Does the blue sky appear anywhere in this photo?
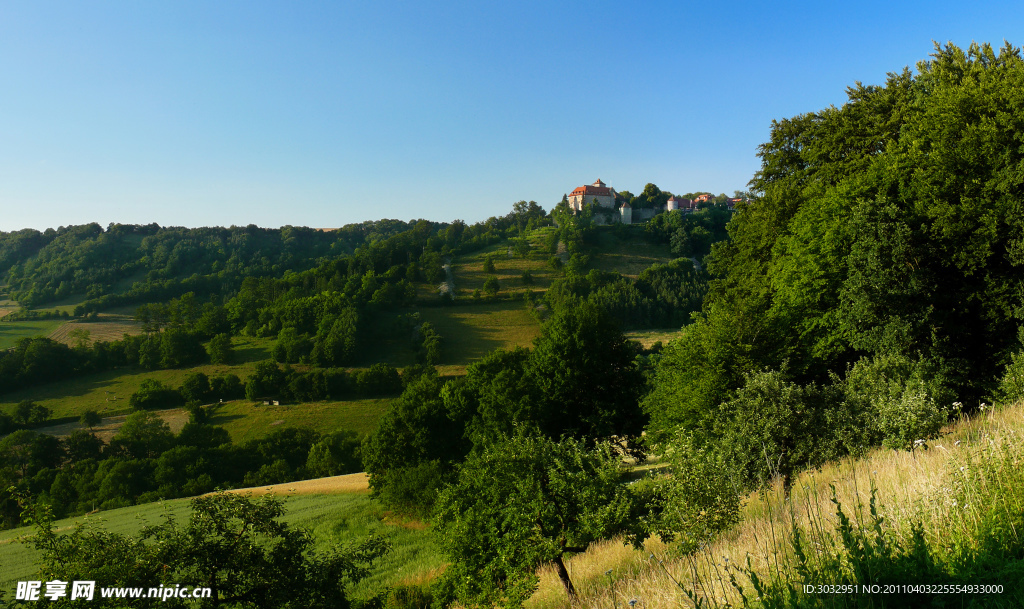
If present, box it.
[1,1,1021,231]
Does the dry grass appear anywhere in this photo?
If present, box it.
[625,328,683,349]
[0,298,18,319]
[35,408,191,442]
[526,403,1024,608]
[222,472,370,497]
[47,313,144,346]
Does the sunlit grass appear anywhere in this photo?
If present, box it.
[527,402,1024,608]
[0,490,442,603]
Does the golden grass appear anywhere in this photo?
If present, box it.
[222,472,370,497]
[526,403,1024,608]
[625,328,683,349]
[47,313,144,346]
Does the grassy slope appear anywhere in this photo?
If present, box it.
[527,403,1024,608]
[0,482,441,602]
[0,319,67,350]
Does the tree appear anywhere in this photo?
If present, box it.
[434,435,631,606]
[206,333,234,364]
[363,374,470,515]
[483,275,500,297]
[306,430,362,477]
[109,410,174,460]
[128,379,182,410]
[25,492,389,608]
[79,409,102,430]
[526,298,645,450]
[179,372,211,405]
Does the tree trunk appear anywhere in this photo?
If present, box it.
[553,554,578,604]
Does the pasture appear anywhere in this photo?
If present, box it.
[0,318,68,350]
[416,300,542,376]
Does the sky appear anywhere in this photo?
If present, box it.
[1,1,1022,232]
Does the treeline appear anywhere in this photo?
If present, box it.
[0,413,364,528]
[544,259,707,329]
[2,203,550,311]
[0,359,414,531]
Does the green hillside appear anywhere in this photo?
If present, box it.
[0,485,442,602]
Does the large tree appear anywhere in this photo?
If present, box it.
[645,42,1024,442]
[433,435,631,607]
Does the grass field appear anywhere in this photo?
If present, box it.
[0,298,19,320]
[0,335,277,421]
[624,327,683,349]
[417,300,542,376]
[207,397,391,444]
[450,241,559,300]
[47,313,144,346]
[0,481,443,602]
[0,318,68,350]
[588,228,675,278]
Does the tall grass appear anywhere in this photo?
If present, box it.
[528,403,1024,608]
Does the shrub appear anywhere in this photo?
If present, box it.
[841,353,950,451]
[128,379,182,410]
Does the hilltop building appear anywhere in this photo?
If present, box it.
[564,180,739,225]
[568,179,617,211]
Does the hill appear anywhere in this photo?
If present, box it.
[0,473,442,602]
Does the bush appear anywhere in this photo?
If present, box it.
[354,363,402,396]
[995,349,1024,405]
[483,275,500,297]
[841,353,950,451]
[656,432,742,552]
[128,379,182,410]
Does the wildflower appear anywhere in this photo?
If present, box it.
[605,569,612,576]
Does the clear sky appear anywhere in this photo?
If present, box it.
[1,1,1021,232]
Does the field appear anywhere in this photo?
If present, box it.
[417,300,542,376]
[47,313,144,346]
[0,335,277,421]
[0,297,18,320]
[0,476,442,602]
[0,319,68,350]
[587,227,675,278]
[207,397,390,443]
[449,238,560,300]
[624,327,683,349]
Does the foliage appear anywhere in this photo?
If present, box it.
[306,430,363,478]
[363,374,470,516]
[206,333,234,364]
[128,379,183,411]
[646,42,1024,452]
[653,432,742,552]
[433,435,632,607]
[839,353,951,451]
[25,492,389,608]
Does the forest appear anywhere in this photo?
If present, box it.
[3,41,1024,608]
